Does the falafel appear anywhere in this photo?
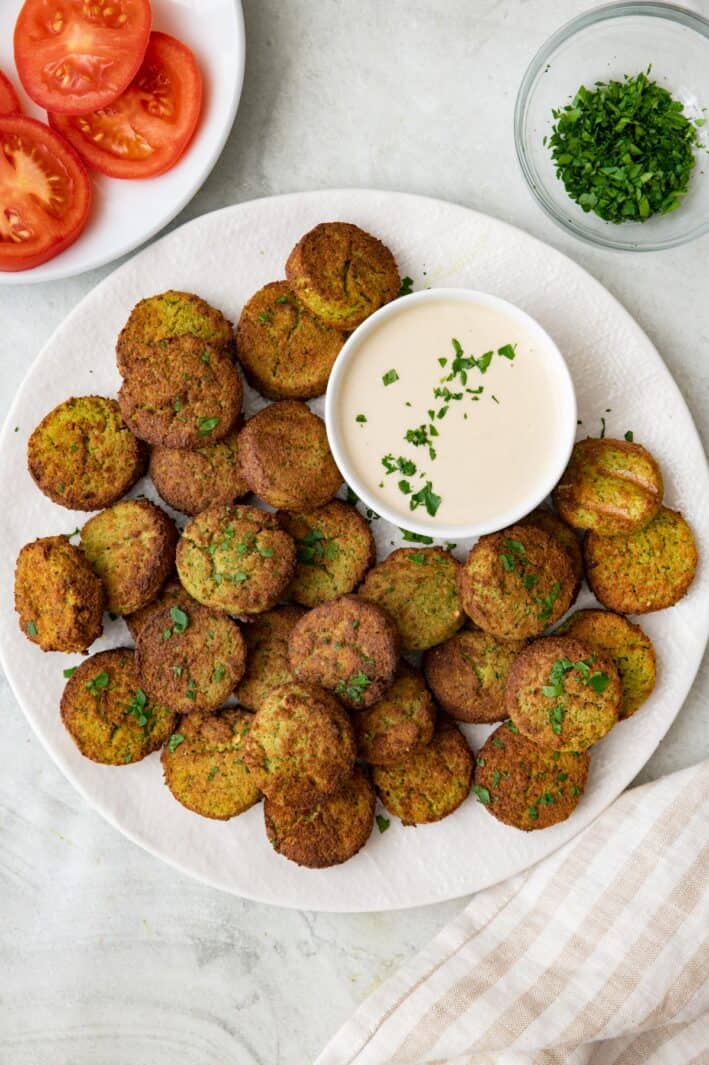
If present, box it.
[552,437,663,536]
[238,401,342,510]
[473,722,589,831]
[372,718,473,826]
[235,605,305,712]
[116,290,234,375]
[505,636,622,751]
[457,525,576,642]
[60,648,176,764]
[161,709,260,819]
[176,503,296,615]
[286,222,400,331]
[118,336,242,449]
[264,766,375,867]
[27,395,147,511]
[288,595,400,709]
[14,535,104,653]
[236,281,345,400]
[278,501,375,607]
[149,426,250,516]
[81,499,177,616]
[354,662,436,766]
[423,625,526,724]
[359,547,464,652]
[519,507,583,595]
[243,681,356,809]
[556,609,656,719]
[584,506,698,614]
[135,600,246,714]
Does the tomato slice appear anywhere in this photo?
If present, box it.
[14,0,152,115]
[49,32,202,180]
[0,114,92,272]
[0,71,22,116]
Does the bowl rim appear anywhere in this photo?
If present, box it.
[324,287,578,540]
[514,0,709,253]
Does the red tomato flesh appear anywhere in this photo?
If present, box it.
[0,71,22,116]
[49,31,202,180]
[14,0,152,115]
[0,114,92,271]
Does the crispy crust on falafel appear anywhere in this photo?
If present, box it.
[354,662,436,766]
[235,605,305,712]
[149,426,249,516]
[423,625,526,724]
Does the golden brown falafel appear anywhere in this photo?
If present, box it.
[161,709,261,820]
[552,437,663,536]
[116,290,234,375]
[238,401,342,510]
[264,766,375,867]
[505,636,621,751]
[354,663,436,766]
[60,648,176,764]
[556,609,656,719]
[118,336,242,449]
[457,525,576,642]
[288,595,400,709]
[235,605,306,712]
[236,281,345,400]
[372,718,473,826]
[14,535,104,653]
[27,395,147,511]
[81,499,177,616]
[473,722,589,830]
[278,501,375,607]
[286,222,400,331]
[423,625,526,724]
[244,681,356,809]
[135,600,246,714]
[584,506,698,614]
[359,547,465,652]
[176,503,297,615]
[149,427,250,516]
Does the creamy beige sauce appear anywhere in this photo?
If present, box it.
[337,298,568,530]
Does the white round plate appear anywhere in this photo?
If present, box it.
[0,190,706,912]
[0,0,244,285]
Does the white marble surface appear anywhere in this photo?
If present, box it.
[1,1,707,1062]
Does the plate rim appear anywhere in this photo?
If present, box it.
[1,187,707,911]
[0,0,245,286]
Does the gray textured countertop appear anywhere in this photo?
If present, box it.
[1,2,707,1062]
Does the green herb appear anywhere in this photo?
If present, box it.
[438,357,447,367]
[198,416,220,435]
[409,481,441,517]
[382,369,399,386]
[401,529,433,543]
[172,664,183,677]
[356,414,367,423]
[207,766,220,781]
[258,545,274,558]
[549,704,566,736]
[397,276,414,297]
[63,666,77,678]
[173,397,182,412]
[376,814,391,833]
[26,620,38,637]
[335,671,371,705]
[498,343,517,360]
[472,784,491,805]
[624,430,634,442]
[162,627,173,641]
[345,486,359,505]
[491,394,500,404]
[589,671,610,693]
[492,770,502,789]
[212,665,226,683]
[201,351,211,364]
[258,311,271,324]
[86,671,109,696]
[398,479,412,495]
[600,417,606,439]
[528,805,539,822]
[492,737,505,749]
[408,552,427,564]
[538,581,561,622]
[170,606,189,633]
[571,784,582,797]
[56,482,65,493]
[275,294,288,304]
[168,733,185,753]
[548,71,701,224]
[127,689,149,727]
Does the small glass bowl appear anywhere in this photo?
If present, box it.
[514,2,709,251]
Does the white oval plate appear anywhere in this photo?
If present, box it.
[0,0,244,285]
[0,190,706,912]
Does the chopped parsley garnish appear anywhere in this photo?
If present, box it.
[397,276,414,297]
[376,814,391,833]
[472,784,491,805]
[169,606,189,633]
[297,528,338,566]
[408,552,427,564]
[207,766,220,781]
[497,343,517,360]
[335,671,372,705]
[538,582,561,622]
[86,671,109,696]
[400,529,433,543]
[382,368,400,386]
[127,689,149,728]
[491,737,505,749]
[198,416,220,435]
[345,486,359,505]
[275,294,288,304]
[201,350,211,363]
[26,620,38,637]
[409,481,441,517]
[63,666,77,678]
[258,311,271,324]
[548,70,702,224]
[624,430,634,442]
[398,479,412,495]
[528,805,539,822]
[173,397,182,412]
[355,414,367,423]
[212,664,226,683]
[168,733,185,753]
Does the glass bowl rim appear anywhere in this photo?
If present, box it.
[514,0,709,252]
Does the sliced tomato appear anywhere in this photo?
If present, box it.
[0,71,22,116]
[0,114,92,272]
[14,0,152,115]
[49,32,202,180]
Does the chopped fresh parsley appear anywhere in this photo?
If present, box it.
[168,733,185,753]
[376,814,391,833]
[472,784,491,805]
[400,529,434,544]
[26,620,38,637]
[382,368,400,386]
[409,481,441,517]
[397,276,414,297]
[63,666,77,679]
[127,689,149,728]
[198,416,220,435]
[624,430,634,442]
[170,606,189,633]
[85,671,109,696]
[335,671,371,705]
[355,414,367,424]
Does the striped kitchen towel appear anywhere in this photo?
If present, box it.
[316,759,709,1065]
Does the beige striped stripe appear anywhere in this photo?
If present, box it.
[388,793,642,1064]
[471,774,707,1052]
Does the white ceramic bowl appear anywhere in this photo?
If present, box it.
[325,288,577,540]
